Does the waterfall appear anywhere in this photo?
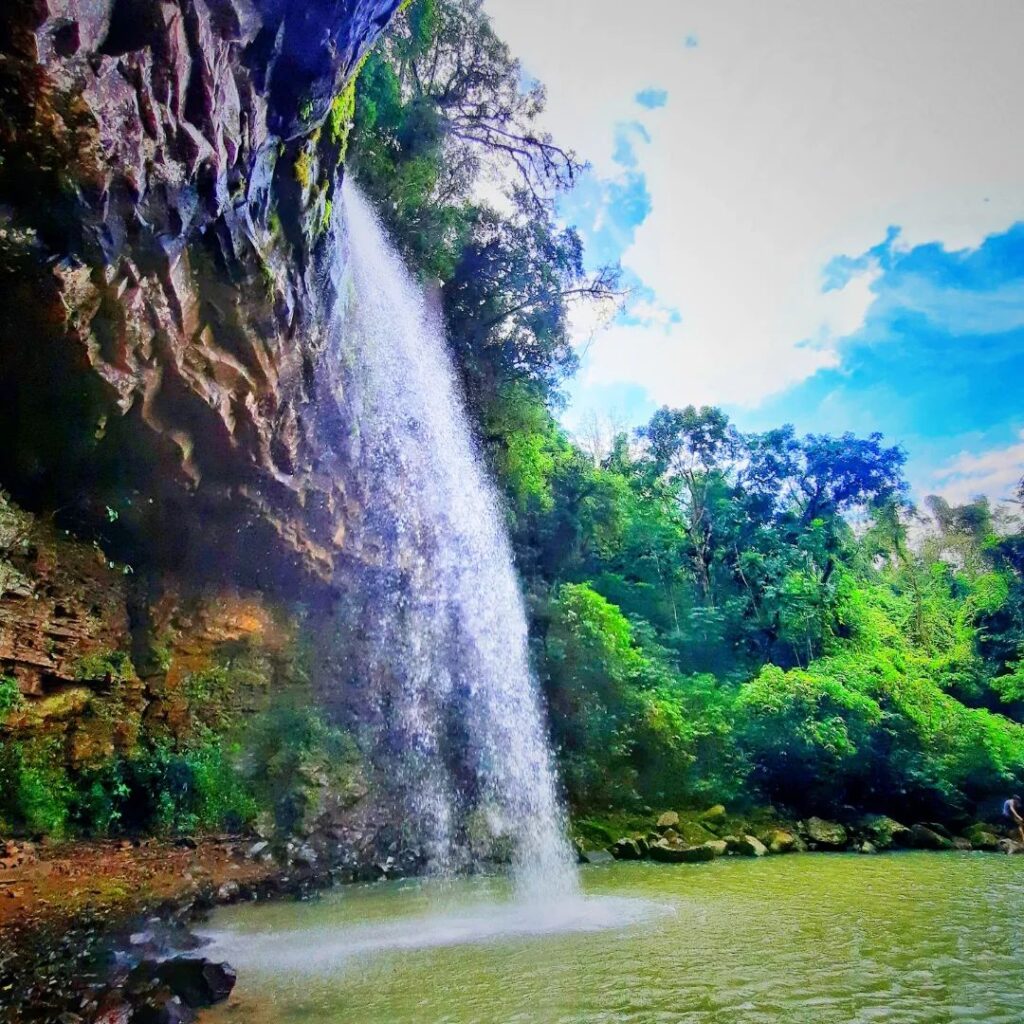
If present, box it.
[320,179,577,899]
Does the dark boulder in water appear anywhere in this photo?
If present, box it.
[910,824,955,850]
[611,837,643,860]
[130,957,237,1009]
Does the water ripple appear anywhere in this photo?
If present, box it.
[201,853,1024,1024]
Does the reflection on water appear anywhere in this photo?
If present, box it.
[200,853,1024,1024]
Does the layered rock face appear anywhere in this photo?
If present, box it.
[0,0,402,588]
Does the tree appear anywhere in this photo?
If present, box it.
[637,406,741,605]
[382,0,582,207]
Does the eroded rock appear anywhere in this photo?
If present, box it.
[0,0,405,590]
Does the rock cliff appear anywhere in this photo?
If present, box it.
[0,0,407,846]
[0,0,403,589]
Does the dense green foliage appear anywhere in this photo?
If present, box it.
[0,651,360,840]
[350,0,1024,822]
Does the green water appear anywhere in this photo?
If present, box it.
[200,853,1024,1024]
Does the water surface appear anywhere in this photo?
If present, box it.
[201,853,1024,1023]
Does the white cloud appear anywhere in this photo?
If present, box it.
[485,0,1024,414]
[929,431,1024,505]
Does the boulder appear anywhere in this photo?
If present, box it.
[699,804,727,824]
[963,824,1000,851]
[675,820,719,846]
[611,837,643,861]
[215,880,240,903]
[581,849,615,865]
[857,841,878,855]
[910,824,955,851]
[919,821,954,840]
[649,840,716,863]
[728,834,768,857]
[702,839,728,857]
[153,959,237,1007]
[859,815,912,850]
[294,843,319,867]
[951,837,973,851]
[656,811,680,832]
[130,993,195,1024]
[804,817,848,849]
[997,839,1024,855]
[763,829,799,854]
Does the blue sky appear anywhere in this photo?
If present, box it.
[748,225,1024,500]
[487,1,1024,504]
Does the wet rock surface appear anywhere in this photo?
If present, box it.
[0,824,427,1019]
[0,0,403,590]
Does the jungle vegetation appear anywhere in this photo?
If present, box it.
[348,0,1024,823]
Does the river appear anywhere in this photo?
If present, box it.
[198,852,1024,1023]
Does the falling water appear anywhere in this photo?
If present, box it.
[319,179,577,898]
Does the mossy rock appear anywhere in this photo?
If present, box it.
[963,823,1000,850]
[655,810,680,831]
[573,817,619,849]
[804,817,848,849]
[910,824,955,850]
[675,819,719,845]
[761,828,800,854]
[27,686,93,722]
[859,815,912,850]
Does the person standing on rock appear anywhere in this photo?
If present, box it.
[1003,795,1024,843]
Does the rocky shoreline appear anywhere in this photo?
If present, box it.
[4,807,1022,1022]
[575,805,1021,865]
[0,830,421,1023]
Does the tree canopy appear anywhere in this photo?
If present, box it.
[346,0,1024,822]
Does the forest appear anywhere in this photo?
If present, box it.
[346,0,1024,823]
[1,0,1022,844]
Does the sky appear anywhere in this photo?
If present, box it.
[484,0,1024,505]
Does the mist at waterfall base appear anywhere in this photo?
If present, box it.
[321,179,576,900]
